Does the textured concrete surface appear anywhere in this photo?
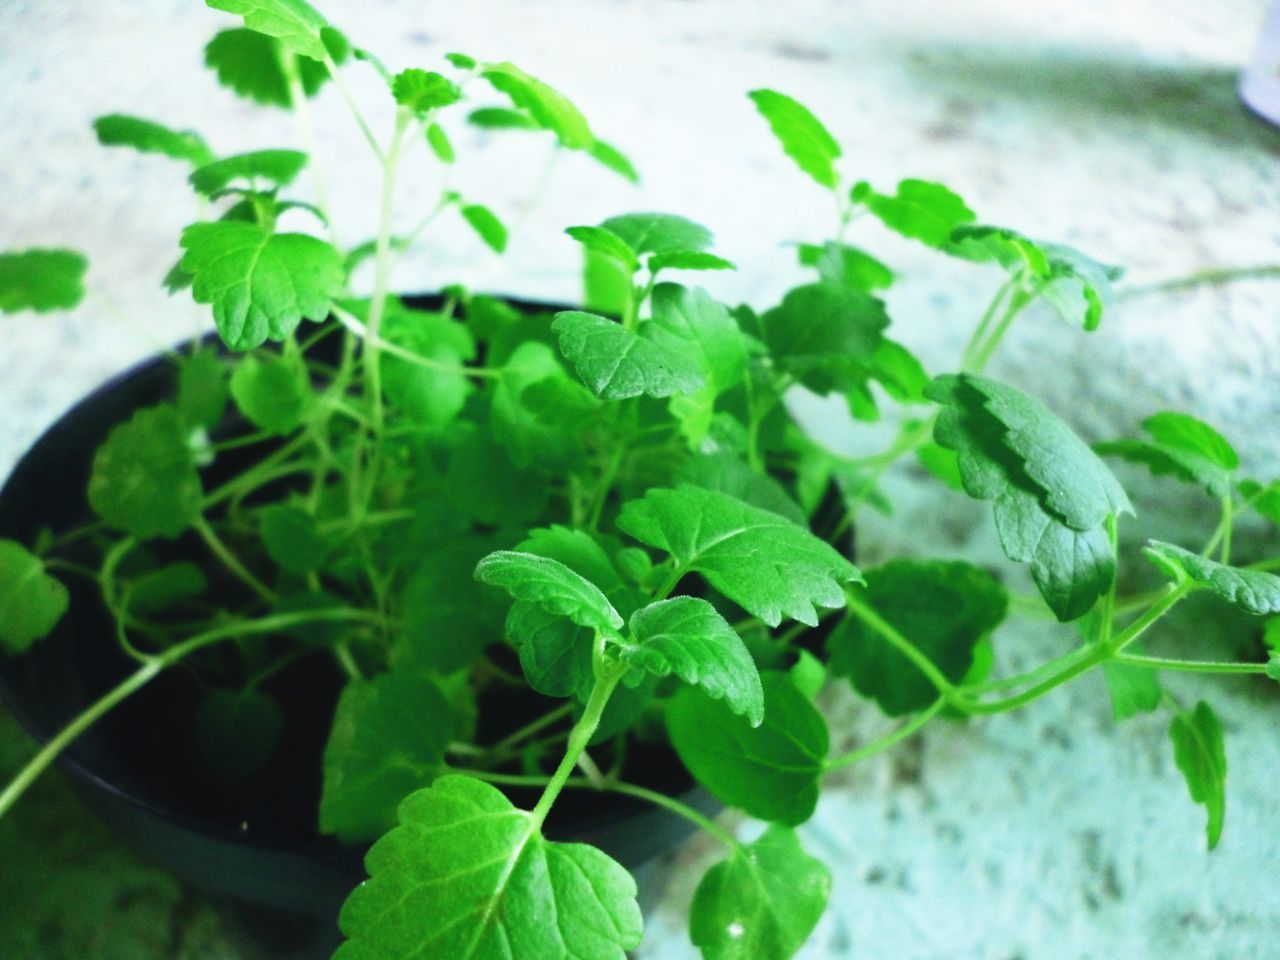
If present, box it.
[2,1,1279,958]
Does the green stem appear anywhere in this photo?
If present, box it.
[1219,495,1234,565]
[605,780,739,850]
[825,697,946,771]
[1110,582,1195,654]
[322,52,384,162]
[1119,264,1280,300]
[1096,515,1119,648]
[843,589,957,701]
[193,517,274,603]
[960,279,1013,372]
[1112,653,1268,675]
[967,287,1034,374]
[958,646,1108,715]
[492,702,575,754]
[282,50,340,246]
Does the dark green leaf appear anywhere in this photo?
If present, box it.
[749,88,841,189]
[88,405,202,539]
[124,562,208,616]
[425,122,454,163]
[478,62,593,148]
[0,539,69,654]
[587,139,639,182]
[259,503,329,573]
[869,338,929,403]
[667,672,828,824]
[759,282,890,397]
[176,349,229,429]
[797,241,893,292]
[622,597,764,725]
[196,689,283,782]
[829,560,1007,716]
[445,428,548,527]
[335,775,642,959]
[397,537,507,674]
[475,550,624,635]
[600,212,713,256]
[0,249,88,314]
[508,601,594,700]
[392,69,462,113]
[320,672,455,843]
[618,485,860,627]
[181,221,344,349]
[229,351,312,433]
[1168,701,1227,850]
[490,342,587,470]
[690,824,831,960]
[852,178,976,248]
[93,114,214,167]
[204,28,335,108]
[1143,541,1280,615]
[552,310,706,399]
[206,0,332,61]
[459,203,508,253]
[380,300,475,432]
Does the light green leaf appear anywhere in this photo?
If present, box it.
[459,203,508,253]
[648,251,735,274]
[445,52,477,70]
[188,149,308,197]
[948,224,1050,276]
[259,503,329,573]
[181,221,345,349]
[479,62,593,148]
[648,283,748,395]
[335,775,642,960]
[676,452,805,525]
[852,178,976,248]
[618,485,860,627]
[1241,479,1280,525]
[1168,701,1227,850]
[475,550,624,635]
[88,405,202,539]
[379,300,475,432]
[392,68,462,113]
[0,540,69,654]
[320,672,455,843]
[425,122,454,163]
[797,241,893,292]
[0,249,88,314]
[552,310,706,399]
[229,351,312,433]
[467,106,538,130]
[869,338,929,403]
[176,349,229,429]
[196,688,283,782]
[667,672,828,824]
[587,139,639,182]
[690,824,831,960]
[93,114,214,167]
[789,650,826,701]
[1097,411,1238,500]
[566,226,639,273]
[1143,541,1280,615]
[1102,653,1162,721]
[206,0,331,61]
[622,597,764,725]
[204,27,335,108]
[829,560,1007,716]
[749,88,841,189]
[600,213,714,256]
[916,442,965,492]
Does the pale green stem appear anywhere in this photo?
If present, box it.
[192,517,274,604]
[1112,653,1268,675]
[825,698,946,771]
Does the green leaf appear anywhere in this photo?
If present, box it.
[1037,242,1123,332]
[176,349,229,429]
[0,249,88,314]
[829,559,1007,716]
[124,562,208,615]
[622,597,764,725]
[1097,411,1237,499]
[690,824,831,960]
[206,0,332,61]
[916,442,965,491]
[459,203,508,253]
[758,283,890,397]
[467,106,538,130]
[93,114,214,167]
[676,452,805,525]
[320,672,455,843]
[586,139,639,183]
[852,178,976,248]
[335,775,642,960]
[425,122,454,163]
[259,503,329,573]
[648,283,748,395]
[88,405,202,539]
[445,52,477,70]
[1102,654,1162,722]
[667,672,828,824]
[869,338,929,403]
[204,28,335,108]
[1143,541,1280,616]
[392,69,462,114]
[619,485,860,627]
[445,428,548,527]
[797,241,893,292]
[181,221,345,349]
[565,226,639,273]
[749,88,841,189]
[508,601,594,700]
[377,300,475,432]
[948,224,1051,276]
[478,62,593,149]
[1241,479,1280,525]
[1168,701,1227,850]
[0,540,69,654]
[552,310,706,400]
[601,212,713,257]
[397,537,507,674]
[648,251,735,274]
[188,148,308,196]
[475,550,624,635]
[195,689,283,782]
[229,351,312,433]
[789,649,826,701]
[490,342,587,471]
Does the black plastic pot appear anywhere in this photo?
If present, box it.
[0,296,716,954]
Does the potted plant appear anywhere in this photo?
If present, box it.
[2,1,1279,957]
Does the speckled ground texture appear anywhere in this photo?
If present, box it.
[2,1,1279,958]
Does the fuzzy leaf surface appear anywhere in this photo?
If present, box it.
[335,775,642,960]
[475,550,623,635]
[552,310,705,399]
[1144,541,1280,615]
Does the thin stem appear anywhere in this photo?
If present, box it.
[492,702,575,754]
[282,50,340,246]
[960,279,1013,372]
[193,517,274,603]
[332,305,503,379]
[1096,514,1119,648]
[605,780,739,850]
[958,646,1108,715]
[968,287,1034,374]
[843,589,957,700]
[1119,264,1280,300]
[825,697,946,771]
[1112,653,1268,675]
[1219,495,1234,565]
[321,52,384,163]
[1110,582,1195,654]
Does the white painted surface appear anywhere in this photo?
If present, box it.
[1,2,1278,957]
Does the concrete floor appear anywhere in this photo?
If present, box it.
[2,1,1279,957]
